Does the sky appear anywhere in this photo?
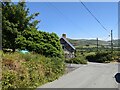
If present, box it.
[26,2,118,40]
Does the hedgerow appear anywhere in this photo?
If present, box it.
[65,56,87,64]
[2,52,65,89]
[86,51,113,63]
[65,51,87,64]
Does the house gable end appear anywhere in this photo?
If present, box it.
[60,37,75,53]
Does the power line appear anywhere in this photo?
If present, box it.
[103,35,110,41]
[80,1,110,34]
[47,2,94,36]
[47,2,111,41]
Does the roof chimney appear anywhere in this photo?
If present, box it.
[62,34,66,38]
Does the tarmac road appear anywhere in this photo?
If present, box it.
[39,62,119,88]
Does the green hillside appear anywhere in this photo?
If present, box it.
[67,38,118,47]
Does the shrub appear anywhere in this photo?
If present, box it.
[112,51,120,60]
[86,51,113,63]
[65,56,87,64]
[86,54,95,62]
[2,52,65,89]
[16,31,64,58]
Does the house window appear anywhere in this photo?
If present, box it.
[62,45,65,49]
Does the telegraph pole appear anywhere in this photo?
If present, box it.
[97,38,98,52]
[111,30,113,53]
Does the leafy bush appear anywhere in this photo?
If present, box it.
[112,51,120,60]
[65,56,87,64]
[2,52,65,89]
[65,51,87,64]
[86,51,113,63]
[16,31,64,58]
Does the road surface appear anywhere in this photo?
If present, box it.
[39,62,119,88]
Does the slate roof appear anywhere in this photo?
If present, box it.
[61,37,75,50]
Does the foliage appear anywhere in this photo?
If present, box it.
[2,2,40,52]
[86,51,113,63]
[2,52,65,89]
[65,51,87,64]
[2,2,64,89]
[16,30,63,58]
[112,51,120,61]
[65,56,87,64]
[2,2,63,58]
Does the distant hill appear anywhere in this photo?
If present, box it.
[67,38,118,47]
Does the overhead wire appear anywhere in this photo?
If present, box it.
[47,2,114,42]
[47,2,94,36]
[80,0,110,34]
[79,0,114,48]
[102,35,111,41]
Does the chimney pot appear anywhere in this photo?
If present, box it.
[62,34,66,38]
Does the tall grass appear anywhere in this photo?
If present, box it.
[2,52,65,89]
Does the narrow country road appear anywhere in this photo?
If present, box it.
[38,62,119,88]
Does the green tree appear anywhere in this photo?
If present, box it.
[2,2,39,52]
[2,2,64,58]
[16,29,63,58]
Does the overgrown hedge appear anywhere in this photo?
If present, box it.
[65,56,87,64]
[112,51,120,61]
[2,52,65,89]
[86,52,113,63]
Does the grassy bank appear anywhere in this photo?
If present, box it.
[2,52,65,89]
